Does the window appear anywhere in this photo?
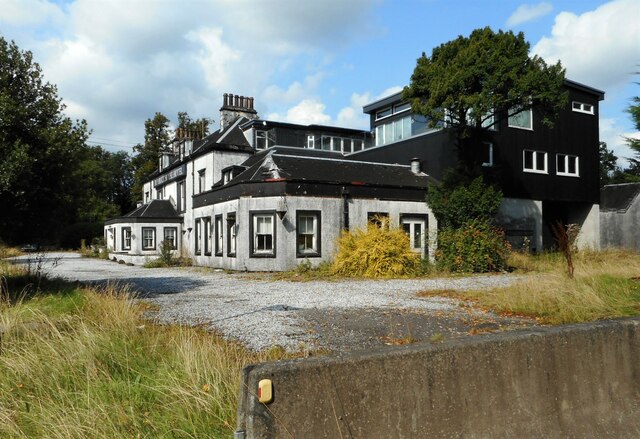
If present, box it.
[194,219,201,255]
[156,187,163,199]
[557,154,579,177]
[375,107,392,120]
[572,101,594,115]
[227,214,237,256]
[307,135,315,149]
[523,149,548,174]
[256,130,274,150]
[367,212,389,229]
[296,211,321,257]
[394,102,411,113]
[401,215,428,257]
[251,212,275,257]
[163,227,177,250]
[122,227,131,251]
[482,142,494,167]
[177,180,186,212]
[142,227,156,250]
[214,215,223,256]
[508,107,533,130]
[375,115,413,146]
[204,217,212,256]
[198,169,206,194]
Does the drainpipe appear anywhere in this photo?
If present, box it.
[341,186,350,231]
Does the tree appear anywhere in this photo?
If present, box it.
[0,36,89,245]
[177,112,211,138]
[599,142,618,186]
[402,27,567,176]
[130,112,170,203]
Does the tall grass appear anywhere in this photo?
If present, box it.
[460,249,640,324]
[0,261,283,438]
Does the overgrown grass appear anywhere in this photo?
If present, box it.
[425,249,640,324]
[0,260,288,438]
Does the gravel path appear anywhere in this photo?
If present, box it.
[12,252,536,352]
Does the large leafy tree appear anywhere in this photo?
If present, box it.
[599,142,618,187]
[402,27,567,178]
[130,112,171,203]
[0,36,89,244]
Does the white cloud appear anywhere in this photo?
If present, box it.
[268,99,332,125]
[532,0,640,91]
[0,0,63,26]
[600,117,639,167]
[263,72,327,105]
[506,2,553,27]
[186,27,242,91]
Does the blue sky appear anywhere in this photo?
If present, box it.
[1,0,639,165]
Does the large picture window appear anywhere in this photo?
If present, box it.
[122,227,131,250]
[251,212,275,257]
[142,227,156,250]
[557,154,579,177]
[508,107,533,130]
[296,211,321,257]
[163,227,177,250]
[227,213,237,257]
[215,215,223,256]
[523,149,548,174]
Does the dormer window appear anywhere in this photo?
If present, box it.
[256,130,274,150]
[223,170,232,184]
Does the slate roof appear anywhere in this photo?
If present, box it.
[105,200,181,225]
[600,183,640,212]
[227,151,437,189]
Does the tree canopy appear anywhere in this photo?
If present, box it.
[403,27,566,175]
[0,36,133,246]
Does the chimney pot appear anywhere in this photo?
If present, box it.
[410,158,421,174]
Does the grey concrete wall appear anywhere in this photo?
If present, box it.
[601,199,640,251]
[236,318,640,439]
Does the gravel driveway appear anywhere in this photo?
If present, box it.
[12,252,537,352]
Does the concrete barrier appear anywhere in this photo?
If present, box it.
[235,318,640,438]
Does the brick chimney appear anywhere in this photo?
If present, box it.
[219,93,258,130]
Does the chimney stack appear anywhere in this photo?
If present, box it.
[410,158,421,174]
[219,92,258,130]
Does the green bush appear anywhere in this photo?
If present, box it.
[427,176,502,229]
[332,221,422,278]
[436,219,511,273]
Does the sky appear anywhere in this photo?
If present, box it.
[1,0,639,165]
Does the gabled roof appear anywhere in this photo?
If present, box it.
[601,183,640,212]
[105,200,181,225]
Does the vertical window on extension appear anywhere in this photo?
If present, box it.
[122,227,131,250]
[204,217,212,256]
[142,227,156,250]
[227,214,237,257]
[296,211,321,257]
[215,215,223,256]
[556,154,579,177]
[194,219,201,255]
[163,227,177,250]
[523,149,548,174]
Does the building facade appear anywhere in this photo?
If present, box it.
[105,79,604,269]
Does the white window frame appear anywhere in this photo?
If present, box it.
[204,217,212,256]
[556,154,580,177]
[251,212,275,257]
[122,227,131,251]
[198,169,206,194]
[215,215,223,256]
[177,180,186,212]
[194,218,202,255]
[163,227,177,250]
[508,107,533,131]
[307,135,315,149]
[572,101,594,115]
[227,214,237,256]
[142,227,156,250]
[296,211,320,257]
[523,149,548,174]
[400,215,428,257]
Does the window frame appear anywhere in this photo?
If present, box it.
[214,214,223,256]
[177,180,186,212]
[399,214,429,257]
[227,213,237,257]
[194,218,202,255]
[163,227,178,250]
[198,169,206,194]
[296,210,321,258]
[482,142,494,167]
[142,227,156,250]
[508,107,533,131]
[122,227,131,251]
[556,153,580,177]
[250,211,276,258]
[523,149,548,174]
[203,217,212,256]
[572,101,594,115]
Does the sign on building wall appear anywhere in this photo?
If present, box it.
[154,164,187,187]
